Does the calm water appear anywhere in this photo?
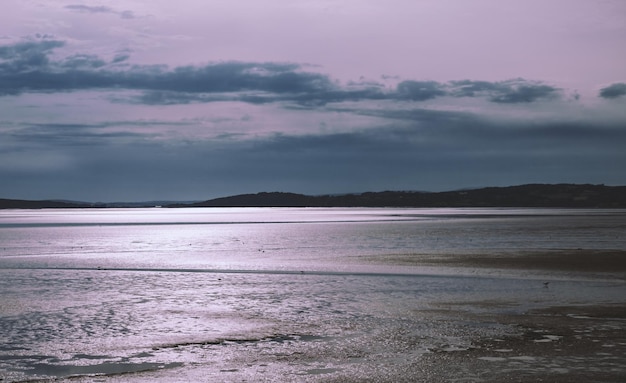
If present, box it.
[1,208,625,381]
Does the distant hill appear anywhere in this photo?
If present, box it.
[173,184,626,208]
[0,199,192,209]
[3,184,626,209]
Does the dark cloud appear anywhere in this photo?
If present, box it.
[0,39,601,108]
[0,40,337,99]
[65,5,135,19]
[134,76,557,106]
[0,40,64,70]
[599,83,626,99]
[61,54,107,69]
[0,40,65,95]
[133,91,238,105]
[3,120,195,149]
[112,53,130,64]
[450,79,560,103]
[395,81,446,101]
[336,106,481,127]
[277,86,387,107]
[448,80,499,97]
[490,84,558,103]
[147,62,333,94]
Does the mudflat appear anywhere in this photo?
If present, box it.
[401,302,626,382]
[372,249,626,278]
[350,249,626,382]
[421,249,626,273]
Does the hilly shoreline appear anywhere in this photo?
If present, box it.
[2,184,625,209]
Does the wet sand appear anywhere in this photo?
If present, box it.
[64,303,626,383]
[371,249,626,281]
[22,250,626,383]
[368,250,626,382]
[406,303,626,382]
[418,249,626,273]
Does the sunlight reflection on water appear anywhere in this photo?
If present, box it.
[1,208,625,273]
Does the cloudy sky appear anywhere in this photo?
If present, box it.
[1,0,625,202]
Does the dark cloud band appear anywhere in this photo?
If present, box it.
[599,83,626,99]
[0,39,617,106]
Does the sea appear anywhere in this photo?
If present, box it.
[1,207,625,382]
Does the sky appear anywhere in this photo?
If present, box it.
[1,0,625,202]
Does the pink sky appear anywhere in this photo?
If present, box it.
[4,1,624,90]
